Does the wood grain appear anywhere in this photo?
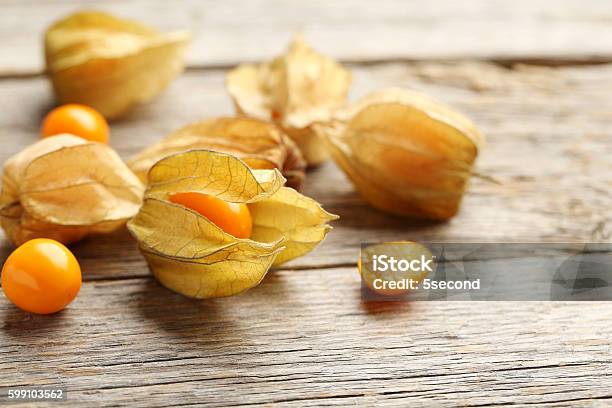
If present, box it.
[2,1,612,406]
[1,269,612,407]
[1,61,611,406]
[1,62,610,278]
[4,0,612,75]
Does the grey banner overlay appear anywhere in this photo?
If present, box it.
[360,243,612,301]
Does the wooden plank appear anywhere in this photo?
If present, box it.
[0,62,610,279]
[2,3,612,406]
[1,269,612,406]
[4,0,612,75]
[1,60,611,406]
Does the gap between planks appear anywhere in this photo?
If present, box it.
[4,55,612,79]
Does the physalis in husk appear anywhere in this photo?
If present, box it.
[127,150,337,299]
[128,117,306,190]
[44,11,190,119]
[316,88,484,220]
[226,35,351,166]
[0,135,144,246]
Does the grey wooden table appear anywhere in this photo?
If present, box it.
[1,1,611,406]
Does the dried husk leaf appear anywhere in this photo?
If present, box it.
[0,135,144,246]
[129,198,283,298]
[127,149,337,299]
[318,88,483,220]
[45,11,190,119]
[128,117,306,190]
[143,150,285,203]
[226,34,351,166]
[249,187,337,265]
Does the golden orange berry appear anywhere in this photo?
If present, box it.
[169,192,253,239]
[41,104,109,143]
[1,238,82,314]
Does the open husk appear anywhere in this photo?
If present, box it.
[226,35,351,166]
[0,135,144,246]
[44,11,190,119]
[317,88,484,220]
[128,117,306,190]
[127,150,337,299]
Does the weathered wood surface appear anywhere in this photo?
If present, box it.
[2,1,612,406]
[2,273,612,407]
[1,61,611,407]
[1,62,610,276]
[5,0,612,75]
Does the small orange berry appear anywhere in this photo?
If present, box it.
[1,239,82,314]
[169,192,253,239]
[41,104,109,143]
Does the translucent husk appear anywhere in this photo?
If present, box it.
[0,135,145,246]
[127,117,306,190]
[44,11,190,119]
[226,35,351,166]
[127,150,337,299]
[317,88,484,220]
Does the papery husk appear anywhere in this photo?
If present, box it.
[226,34,351,166]
[250,187,337,265]
[0,135,145,246]
[45,11,190,119]
[129,198,283,298]
[128,117,306,190]
[127,150,337,299]
[318,88,484,220]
